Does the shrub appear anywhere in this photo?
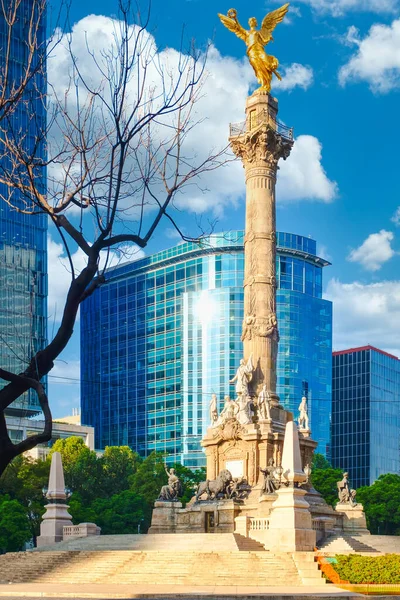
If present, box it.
[335,554,400,584]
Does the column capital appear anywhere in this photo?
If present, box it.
[230,125,293,169]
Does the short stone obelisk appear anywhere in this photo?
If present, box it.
[37,452,72,547]
[230,91,293,405]
[266,419,316,551]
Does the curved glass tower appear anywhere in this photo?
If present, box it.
[0,0,47,417]
[81,231,332,466]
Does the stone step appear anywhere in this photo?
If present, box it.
[318,534,378,554]
[0,549,303,586]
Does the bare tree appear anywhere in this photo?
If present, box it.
[0,0,229,476]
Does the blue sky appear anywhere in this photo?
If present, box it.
[47,0,400,416]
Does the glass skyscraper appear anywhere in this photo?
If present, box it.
[81,231,332,467]
[0,0,47,417]
[332,346,400,488]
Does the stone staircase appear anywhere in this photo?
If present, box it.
[0,535,328,587]
[317,534,379,554]
[0,550,306,586]
[233,533,266,551]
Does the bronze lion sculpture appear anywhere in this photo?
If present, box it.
[195,469,233,502]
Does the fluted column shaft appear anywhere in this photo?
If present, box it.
[230,91,293,405]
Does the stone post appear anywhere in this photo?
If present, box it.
[37,452,72,547]
[230,91,293,405]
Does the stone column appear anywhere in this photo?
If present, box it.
[230,91,293,405]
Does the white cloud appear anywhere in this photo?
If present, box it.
[277,135,338,202]
[296,0,398,16]
[48,235,145,324]
[392,207,400,225]
[47,16,335,217]
[339,20,400,92]
[282,5,302,24]
[275,63,314,91]
[347,230,395,271]
[325,278,400,357]
[317,244,332,262]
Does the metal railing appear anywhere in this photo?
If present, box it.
[229,110,294,141]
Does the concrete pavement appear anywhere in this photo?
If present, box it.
[0,583,363,599]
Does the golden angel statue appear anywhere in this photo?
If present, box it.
[218,4,289,92]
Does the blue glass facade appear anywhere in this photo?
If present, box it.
[81,231,332,466]
[332,346,400,488]
[0,1,47,416]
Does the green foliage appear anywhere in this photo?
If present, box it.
[310,453,343,508]
[357,474,400,535]
[0,455,49,543]
[92,491,148,534]
[335,554,400,584]
[0,495,31,553]
[312,453,331,470]
[0,439,206,542]
[100,446,141,496]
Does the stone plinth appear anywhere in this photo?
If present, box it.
[266,486,316,551]
[335,503,370,535]
[149,499,242,534]
[148,501,183,534]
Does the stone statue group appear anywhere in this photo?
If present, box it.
[157,465,251,503]
[157,461,358,509]
[208,355,310,430]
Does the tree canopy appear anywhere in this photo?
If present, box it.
[310,453,343,508]
[0,438,206,549]
[357,474,400,535]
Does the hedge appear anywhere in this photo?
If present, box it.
[335,555,400,584]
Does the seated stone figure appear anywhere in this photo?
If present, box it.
[337,472,357,507]
[260,458,278,496]
[158,466,182,502]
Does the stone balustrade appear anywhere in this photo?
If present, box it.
[250,518,270,531]
[63,522,101,539]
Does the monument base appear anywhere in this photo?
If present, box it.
[149,499,242,534]
[148,501,183,534]
[335,503,370,535]
[37,503,73,547]
[265,485,316,552]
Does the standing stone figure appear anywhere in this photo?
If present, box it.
[337,472,357,507]
[260,458,277,495]
[298,396,309,430]
[258,384,271,421]
[158,466,182,502]
[230,355,253,397]
[209,394,219,426]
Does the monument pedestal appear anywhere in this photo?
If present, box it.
[37,502,73,547]
[148,501,183,534]
[335,504,369,535]
[265,486,316,551]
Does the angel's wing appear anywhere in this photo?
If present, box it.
[260,3,290,42]
[218,13,247,43]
